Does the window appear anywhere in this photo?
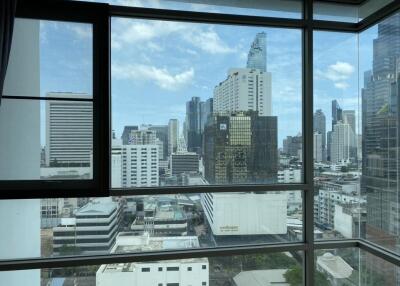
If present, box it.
[111,18,302,188]
[0,7,109,197]
[2,1,400,286]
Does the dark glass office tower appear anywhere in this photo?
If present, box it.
[362,12,400,285]
[185,97,203,154]
[331,99,343,129]
[203,111,277,184]
[148,125,169,160]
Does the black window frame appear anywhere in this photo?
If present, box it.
[0,0,110,199]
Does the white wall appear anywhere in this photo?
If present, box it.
[334,205,353,238]
[0,19,41,286]
[205,193,287,235]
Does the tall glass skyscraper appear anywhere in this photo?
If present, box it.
[246,32,267,72]
[362,12,400,285]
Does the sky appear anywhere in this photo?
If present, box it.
[37,0,379,147]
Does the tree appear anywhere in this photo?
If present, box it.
[284,266,330,286]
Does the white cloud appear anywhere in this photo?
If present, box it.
[112,19,235,54]
[182,28,236,54]
[316,61,355,90]
[334,82,349,90]
[112,63,194,91]
[68,25,92,39]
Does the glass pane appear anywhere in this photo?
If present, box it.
[71,0,302,19]
[314,0,395,23]
[313,31,362,240]
[0,19,94,181]
[0,191,302,259]
[4,18,92,98]
[0,251,303,286]
[315,248,399,285]
[0,99,93,180]
[111,18,303,188]
[361,12,400,254]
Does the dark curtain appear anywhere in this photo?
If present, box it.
[0,0,17,106]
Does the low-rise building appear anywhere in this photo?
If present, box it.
[233,269,289,286]
[96,232,209,286]
[131,199,188,236]
[314,189,365,230]
[334,203,366,238]
[52,198,121,255]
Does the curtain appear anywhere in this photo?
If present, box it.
[0,0,17,106]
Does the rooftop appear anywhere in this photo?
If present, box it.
[98,233,207,274]
[233,269,289,286]
[317,253,353,279]
[77,198,117,216]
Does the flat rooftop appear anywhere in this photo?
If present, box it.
[99,233,207,274]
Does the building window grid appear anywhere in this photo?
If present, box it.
[1,1,400,285]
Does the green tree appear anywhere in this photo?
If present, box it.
[284,266,330,286]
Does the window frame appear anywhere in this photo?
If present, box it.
[1,1,400,286]
[0,0,110,199]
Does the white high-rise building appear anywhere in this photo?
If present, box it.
[45,92,93,167]
[342,110,356,133]
[122,145,159,187]
[201,192,287,236]
[213,68,272,116]
[0,18,41,286]
[112,138,123,188]
[314,131,323,162]
[96,232,209,286]
[330,121,356,163]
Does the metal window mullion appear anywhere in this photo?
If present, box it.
[357,0,400,32]
[110,5,306,29]
[303,0,314,285]
[110,183,309,196]
[92,4,111,196]
[358,239,400,268]
[0,242,307,272]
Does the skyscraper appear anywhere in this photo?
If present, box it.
[168,119,179,155]
[313,131,323,163]
[201,98,213,132]
[343,110,356,133]
[45,92,93,167]
[332,100,343,129]
[214,68,272,116]
[247,32,267,72]
[330,121,356,163]
[148,125,169,160]
[121,125,139,145]
[314,109,326,161]
[362,12,400,250]
[204,111,277,184]
[362,13,400,284]
[185,97,203,154]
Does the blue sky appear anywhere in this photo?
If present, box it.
[38,1,379,147]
